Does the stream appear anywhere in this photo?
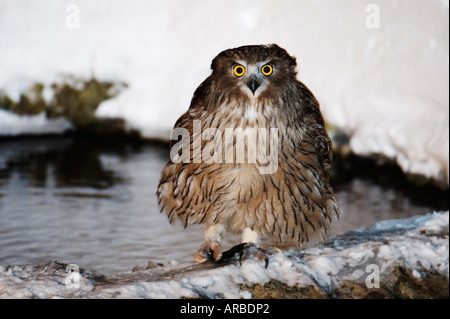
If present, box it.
[0,136,447,274]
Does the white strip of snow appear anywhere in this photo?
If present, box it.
[0,109,73,136]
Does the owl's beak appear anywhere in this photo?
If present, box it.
[247,76,260,95]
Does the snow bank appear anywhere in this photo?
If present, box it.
[0,0,448,184]
[0,211,447,299]
[0,109,72,136]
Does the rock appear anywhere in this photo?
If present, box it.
[0,211,447,299]
[0,78,129,137]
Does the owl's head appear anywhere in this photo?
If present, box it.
[210,44,297,101]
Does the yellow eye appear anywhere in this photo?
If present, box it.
[261,64,273,76]
[233,65,245,77]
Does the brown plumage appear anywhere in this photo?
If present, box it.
[157,44,339,263]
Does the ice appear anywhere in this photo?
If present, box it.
[0,109,73,136]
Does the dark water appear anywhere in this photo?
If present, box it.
[0,136,447,273]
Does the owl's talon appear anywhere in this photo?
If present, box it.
[193,240,222,263]
[219,243,270,268]
[238,243,270,268]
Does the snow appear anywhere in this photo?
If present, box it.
[0,211,447,298]
[0,109,73,136]
[0,0,448,185]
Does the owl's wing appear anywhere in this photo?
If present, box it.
[169,106,199,151]
[297,82,333,177]
[169,77,213,149]
[262,82,338,244]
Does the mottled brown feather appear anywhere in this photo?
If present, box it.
[157,44,339,245]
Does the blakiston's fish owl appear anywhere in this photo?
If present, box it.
[157,44,339,263]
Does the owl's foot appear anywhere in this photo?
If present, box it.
[219,243,270,268]
[193,240,222,263]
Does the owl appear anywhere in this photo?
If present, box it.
[157,44,339,264]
